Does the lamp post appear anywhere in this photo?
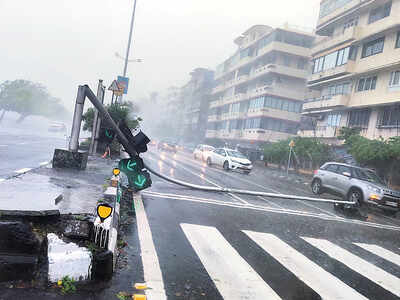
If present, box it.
[119,0,138,103]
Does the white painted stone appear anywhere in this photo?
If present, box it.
[47,233,92,282]
[104,187,117,196]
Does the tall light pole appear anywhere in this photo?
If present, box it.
[119,0,138,103]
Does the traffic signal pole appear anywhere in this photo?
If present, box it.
[69,86,86,152]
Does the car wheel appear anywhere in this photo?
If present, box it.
[207,157,212,166]
[348,188,363,207]
[244,171,251,175]
[311,179,322,195]
[223,161,230,171]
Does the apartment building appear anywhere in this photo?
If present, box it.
[205,24,314,148]
[181,68,214,143]
[301,0,400,143]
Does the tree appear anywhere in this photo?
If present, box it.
[0,79,69,123]
[82,102,141,132]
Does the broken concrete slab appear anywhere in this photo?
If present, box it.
[0,221,40,255]
[47,233,92,282]
[0,254,38,282]
[0,173,61,211]
[63,220,90,240]
[52,148,88,170]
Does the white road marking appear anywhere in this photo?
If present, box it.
[303,237,400,297]
[181,223,282,300]
[244,231,368,300]
[142,191,400,231]
[258,196,285,209]
[354,243,400,267]
[133,193,167,300]
[146,154,248,204]
[15,168,32,174]
[40,161,49,166]
[0,145,7,147]
[164,151,341,217]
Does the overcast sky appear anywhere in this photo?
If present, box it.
[0,0,320,111]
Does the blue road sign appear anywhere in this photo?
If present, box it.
[117,76,130,94]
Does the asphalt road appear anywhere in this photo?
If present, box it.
[0,120,71,180]
[122,147,400,300]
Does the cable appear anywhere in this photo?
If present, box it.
[143,162,356,205]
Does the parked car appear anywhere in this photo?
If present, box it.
[158,140,178,153]
[311,162,400,214]
[205,148,252,174]
[193,144,215,161]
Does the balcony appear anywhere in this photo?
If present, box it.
[312,26,362,56]
[209,99,224,108]
[252,64,308,80]
[317,0,363,30]
[205,130,217,138]
[302,94,350,113]
[241,129,293,142]
[257,41,310,58]
[309,60,355,83]
[247,108,301,122]
[298,126,342,139]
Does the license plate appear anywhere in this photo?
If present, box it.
[385,201,398,207]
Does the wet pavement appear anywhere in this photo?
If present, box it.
[3,148,400,299]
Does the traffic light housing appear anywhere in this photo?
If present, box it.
[119,157,152,191]
[99,127,115,145]
[118,120,150,154]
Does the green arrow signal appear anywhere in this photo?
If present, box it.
[134,174,146,188]
[126,160,137,171]
[105,129,113,138]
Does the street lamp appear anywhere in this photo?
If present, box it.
[118,0,138,103]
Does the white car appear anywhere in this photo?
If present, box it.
[206,148,253,174]
[193,144,215,161]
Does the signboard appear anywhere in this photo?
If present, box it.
[117,76,129,94]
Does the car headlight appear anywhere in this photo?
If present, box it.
[367,185,381,193]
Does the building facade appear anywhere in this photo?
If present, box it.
[301,0,400,143]
[181,68,214,143]
[205,24,314,148]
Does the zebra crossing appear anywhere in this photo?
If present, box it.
[179,223,400,300]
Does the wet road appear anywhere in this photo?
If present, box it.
[0,126,67,180]
[125,148,400,300]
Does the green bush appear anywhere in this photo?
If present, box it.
[264,137,333,169]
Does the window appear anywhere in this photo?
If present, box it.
[389,71,400,87]
[368,1,391,24]
[336,47,349,66]
[343,17,358,32]
[320,0,353,18]
[323,52,337,70]
[362,37,384,58]
[357,76,377,91]
[348,109,371,128]
[313,56,324,73]
[325,164,338,173]
[322,81,352,96]
[377,105,400,127]
[396,32,400,48]
[297,58,307,70]
[337,165,352,176]
[282,54,291,67]
[326,113,341,127]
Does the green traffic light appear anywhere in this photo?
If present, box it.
[134,174,147,187]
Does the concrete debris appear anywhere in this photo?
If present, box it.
[47,233,92,282]
[64,220,90,240]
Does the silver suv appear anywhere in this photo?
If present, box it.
[311,162,400,214]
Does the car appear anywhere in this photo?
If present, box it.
[158,139,178,153]
[311,162,400,215]
[48,122,66,132]
[193,144,215,161]
[205,148,252,174]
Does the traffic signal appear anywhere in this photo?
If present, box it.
[118,120,150,154]
[99,127,115,145]
[119,157,152,191]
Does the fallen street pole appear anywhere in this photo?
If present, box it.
[80,84,356,206]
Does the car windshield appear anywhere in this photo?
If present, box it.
[353,168,385,185]
[226,150,247,159]
[204,146,214,151]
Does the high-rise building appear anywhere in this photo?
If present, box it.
[205,24,314,148]
[301,0,400,143]
[181,68,214,143]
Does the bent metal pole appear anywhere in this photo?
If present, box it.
[69,85,86,152]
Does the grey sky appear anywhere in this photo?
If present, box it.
[0,0,320,111]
